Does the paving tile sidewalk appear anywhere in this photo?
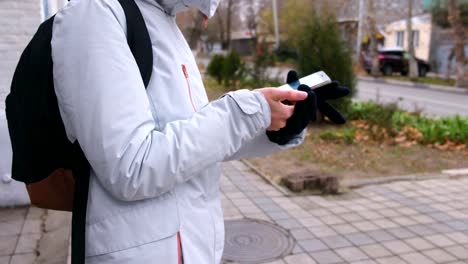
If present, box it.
[221,161,468,264]
[2,160,468,264]
[0,206,71,264]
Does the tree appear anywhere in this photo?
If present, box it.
[445,47,455,80]
[284,0,355,114]
[176,9,204,50]
[244,0,273,85]
[213,0,240,50]
[407,0,418,79]
[431,0,468,28]
[368,0,380,76]
[244,0,258,36]
[448,0,467,87]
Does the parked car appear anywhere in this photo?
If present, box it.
[363,48,431,77]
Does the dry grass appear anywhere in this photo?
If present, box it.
[247,124,468,184]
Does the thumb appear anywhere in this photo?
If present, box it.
[286,70,299,84]
[272,88,308,102]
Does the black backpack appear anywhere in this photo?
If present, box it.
[5,0,153,263]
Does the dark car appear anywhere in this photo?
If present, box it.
[363,48,431,77]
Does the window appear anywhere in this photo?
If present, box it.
[412,30,419,48]
[396,31,404,47]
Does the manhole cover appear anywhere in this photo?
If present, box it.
[223,219,294,263]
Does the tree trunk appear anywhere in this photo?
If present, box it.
[216,13,226,50]
[225,0,233,50]
[188,11,204,50]
[448,0,467,87]
[445,46,455,80]
[368,0,380,77]
[407,0,418,79]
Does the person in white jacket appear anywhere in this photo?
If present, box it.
[51,0,309,263]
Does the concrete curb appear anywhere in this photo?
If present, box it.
[358,76,468,95]
[342,173,462,189]
[242,158,468,194]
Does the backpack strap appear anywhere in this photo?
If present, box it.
[71,143,90,264]
[118,0,153,88]
[71,1,153,263]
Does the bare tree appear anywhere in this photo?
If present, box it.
[215,0,238,50]
[368,0,380,76]
[445,47,455,81]
[215,8,226,49]
[245,0,258,35]
[407,0,418,79]
[176,9,206,51]
[188,11,205,50]
[447,0,467,87]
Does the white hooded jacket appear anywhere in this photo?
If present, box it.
[51,0,305,263]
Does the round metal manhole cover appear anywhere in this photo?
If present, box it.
[223,219,294,263]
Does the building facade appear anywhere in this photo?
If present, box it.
[0,0,65,111]
[383,14,433,61]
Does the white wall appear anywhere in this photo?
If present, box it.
[0,0,43,111]
[0,0,66,111]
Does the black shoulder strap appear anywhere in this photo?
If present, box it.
[71,1,153,263]
[71,143,90,264]
[118,0,153,88]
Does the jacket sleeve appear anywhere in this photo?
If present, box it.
[224,128,306,161]
[51,0,271,201]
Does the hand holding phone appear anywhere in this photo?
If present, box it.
[284,70,350,124]
[278,71,331,90]
[266,70,350,145]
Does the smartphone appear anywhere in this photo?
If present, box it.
[278,71,331,90]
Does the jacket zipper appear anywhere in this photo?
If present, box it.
[182,64,197,112]
[177,232,184,264]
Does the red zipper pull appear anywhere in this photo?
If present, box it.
[182,64,197,112]
[182,64,188,78]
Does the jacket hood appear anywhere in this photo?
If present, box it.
[155,0,220,17]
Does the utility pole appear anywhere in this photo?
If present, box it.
[407,0,418,79]
[368,0,380,76]
[356,0,364,62]
[272,0,280,49]
[448,0,467,87]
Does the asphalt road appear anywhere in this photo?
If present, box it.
[355,79,468,117]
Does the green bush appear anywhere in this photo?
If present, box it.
[288,10,356,115]
[348,101,398,134]
[393,112,468,144]
[223,51,245,88]
[274,42,298,62]
[206,54,225,84]
[319,127,356,144]
[349,101,468,145]
[249,40,276,87]
[207,51,245,89]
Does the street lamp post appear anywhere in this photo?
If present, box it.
[356,0,364,62]
[272,0,280,49]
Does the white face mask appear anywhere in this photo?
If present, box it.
[156,0,220,18]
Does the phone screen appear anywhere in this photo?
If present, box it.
[279,71,331,90]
